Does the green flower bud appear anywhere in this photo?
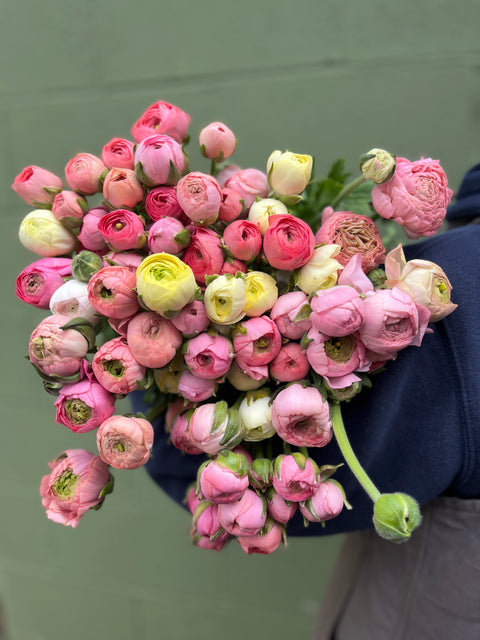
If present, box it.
[367,268,387,288]
[72,250,104,282]
[359,148,396,184]
[373,493,422,542]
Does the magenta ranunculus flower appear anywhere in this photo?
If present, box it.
[372,157,453,239]
[131,100,191,144]
[184,332,233,380]
[12,165,63,206]
[272,453,321,503]
[271,384,332,447]
[39,449,112,528]
[198,449,249,504]
[170,300,210,337]
[101,137,135,170]
[310,285,365,337]
[176,172,222,226]
[102,168,145,210]
[77,207,109,252]
[52,190,87,228]
[218,187,245,222]
[96,415,154,469]
[92,337,146,395]
[270,291,312,340]
[178,370,217,402]
[270,342,310,382]
[144,186,184,221]
[170,412,204,455]
[237,518,284,555]
[233,316,282,367]
[265,487,298,523]
[16,257,72,309]
[148,217,190,255]
[29,314,89,379]
[190,502,231,551]
[187,401,244,455]
[134,134,186,187]
[97,209,146,252]
[222,220,262,262]
[87,266,139,319]
[263,214,315,270]
[199,121,236,162]
[224,168,269,209]
[299,480,345,523]
[126,311,182,369]
[182,226,224,286]
[65,153,107,195]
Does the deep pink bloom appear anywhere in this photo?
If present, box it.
[145,186,184,221]
[310,286,365,337]
[182,227,224,286]
[65,153,107,195]
[198,452,249,504]
[52,191,87,226]
[102,169,144,210]
[87,266,139,319]
[271,453,321,502]
[171,300,210,337]
[131,100,190,144]
[55,371,115,433]
[263,214,315,270]
[12,166,63,206]
[218,187,245,222]
[190,502,231,551]
[218,489,267,536]
[219,258,248,276]
[77,207,109,252]
[16,257,72,309]
[224,168,269,209]
[176,172,222,226]
[299,480,345,523]
[98,209,146,252]
[96,415,154,469]
[39,449,111,528]
[233,316,281,367]
[237,519,284,555]
[269,342,310,382]
[177,370,216,402]
[270,291,312,339]
[184,333,233,379]
[92,337,146,394]
[199,121,236,161]
[134,134,186,187]
[101,138,135,170]
[148,217,189,255]
[170,413,204,455]
[126,311,182,368]
[222,220,262,261]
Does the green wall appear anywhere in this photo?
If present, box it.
[1,1,479,638]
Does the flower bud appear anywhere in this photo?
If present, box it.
[199,121,237,162]
[204,274,246,325]
[72,250,103,282]
[248,198,288,235]
[359,148,396,184]
[238,389,275,442]
[373,493,422,542]
[19,209,77,257]
[267,150,313,196]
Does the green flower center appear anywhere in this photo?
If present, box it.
[103,359,125,377]
[64,399,92,425]
[434,278,449,303]
[324,336,355,363]
[52,468,79,499]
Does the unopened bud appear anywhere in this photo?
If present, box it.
[360,148,396,184]
[72,250,103,282]
[373,492,422,542]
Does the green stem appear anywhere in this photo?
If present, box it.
[210,159,217,176]
[330,402,381,503]
[330,175,367,209]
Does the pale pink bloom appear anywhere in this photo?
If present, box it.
[310,286,365,337]
[170,413,204,455]
[178,370,216,402]
[337,254,374,295]
[270,342,310,382]
[190,502,231,551]
[98,209,145,252]
[101,137,135,170]
[224,168,269,209]
[55,371,115,433]
[216,164,241,187]
[92,337,146,394]
[77,207,109,252]
[107,315,133,338]
[39,449,111,528]
[218,489,267,536]
[148,217,190,255]
[222,220,262,262]
[29,314,89,378]
[65,153,107,195]
[52,191,87,226]
[87,266,139,319]
[103,251,144,273]
[372,157,453,239]
[218,187,245,222]
[300,480,345,523]
[145,186,184,221]
[134,134,185,187]
[271,384,332,447]
[96,415,154,469]
[237,519,283,555]
[199,452,249,504]
[171,300,210,337]
[266,488,298,523]
[126,311,182,368]
[187,402,244,455]
[315,211,385,272]
[199,121,236,161]
[270,291,312,340]
[272,453,320,502]
[102,168,144,209]
[184,333,233,379]
[16,257,72,309]
[176,172,222,226]
[182,226,224,286]
[263,214,315,270]
[233,316,281,367]
[131,100,190,144]
[12,165,63,206]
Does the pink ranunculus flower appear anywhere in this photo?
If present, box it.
[315,211,385,272]
[55,369,115,433]
[218,187,245,222]
[218,488,267,536]
[358,286,432,356]
[224,168,269,209]
[29,314,89,378]
[184,332,233,380]
[219,257,248,276]
[92,337,146,394]
[101,137,135,170]
[176,172,222,226]
[98,209,146,252]
[263,214,315,270]
[182,226,224,286]
[134,134,186,187]
[12,165,63,206]
[65,153,107,195]
[299,480,345,523]
[228,361,268,389]
[170,412,204,455]
[270,291,312,339]
[187,401,244,455]
[131,100,190,144]
[165,397,193,432]
[77,207,109,252]
[233,316,282,367]
[222,220,262,262]
[265,487,298,524]
[178,370,216,402]
[216,164,241,187]
[269,342,310,382]
[39,449,112,528]
[199,121,236,161]
[237,518,284,555]
[170,300,210,337]
[144,186,184,221]
[198,449,249,504]
[271,453,321,503]
[87,265,139,319]
[127,311,182,368]
[16,257,72,309]
[271,384,332,447]
[190,502,231,551]
[103,251,144,273]
[310,285,365,337]
[96,415,154,469]
[102,168,144,210]
[371,157,453,239]
[148,217,190,255]
[52,190,87,228]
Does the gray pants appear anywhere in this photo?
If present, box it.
[314,496,480,640]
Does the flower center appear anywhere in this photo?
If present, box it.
[52,468,79,499]
[324,335,355,362]
[65,399,93,425]
[103,359,125,377]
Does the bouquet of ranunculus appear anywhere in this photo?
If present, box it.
[14,100,457,553]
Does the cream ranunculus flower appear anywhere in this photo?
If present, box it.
[267,150,313,197]
[244,271,278,317]
[204,273,246,325]
[239,389,275,442]
[136,253,197,318]
[248,198,288,235]
[295,244,343,295]
[19,209,77,257]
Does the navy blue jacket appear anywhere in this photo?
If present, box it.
[132,224,480,535]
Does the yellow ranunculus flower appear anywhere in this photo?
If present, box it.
[136,253,197,318]
[19,209,77,257]
[267,150,313,197]
[295,244,343,295]
[204,274,246,325]
[244,271,278,317]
